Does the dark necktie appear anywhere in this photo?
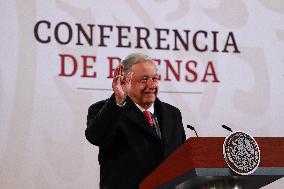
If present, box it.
[143,111,154,127]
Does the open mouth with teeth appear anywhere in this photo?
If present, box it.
[143,91,157,99]
[143,90,156,94]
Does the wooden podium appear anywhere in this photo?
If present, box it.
[140,137,284,189]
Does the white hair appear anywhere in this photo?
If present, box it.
[121,53,156,75]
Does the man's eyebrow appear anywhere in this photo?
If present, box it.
[139,75,149,78]
[138,73,158,78]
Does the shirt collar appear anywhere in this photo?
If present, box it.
[135,103,154,114]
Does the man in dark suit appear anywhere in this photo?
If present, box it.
[85,53,186,189]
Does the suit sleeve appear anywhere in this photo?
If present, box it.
[85,94,122,146]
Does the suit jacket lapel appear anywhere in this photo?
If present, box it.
[154,98,170,142]
[124,97,160,140]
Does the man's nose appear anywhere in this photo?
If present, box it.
[147,79,157,88]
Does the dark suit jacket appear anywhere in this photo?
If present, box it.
[85,94,186,189]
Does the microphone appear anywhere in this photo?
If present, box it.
[222,124,233,132]
[187,124,199,137]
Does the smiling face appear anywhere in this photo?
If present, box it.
[128,60,159,109]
